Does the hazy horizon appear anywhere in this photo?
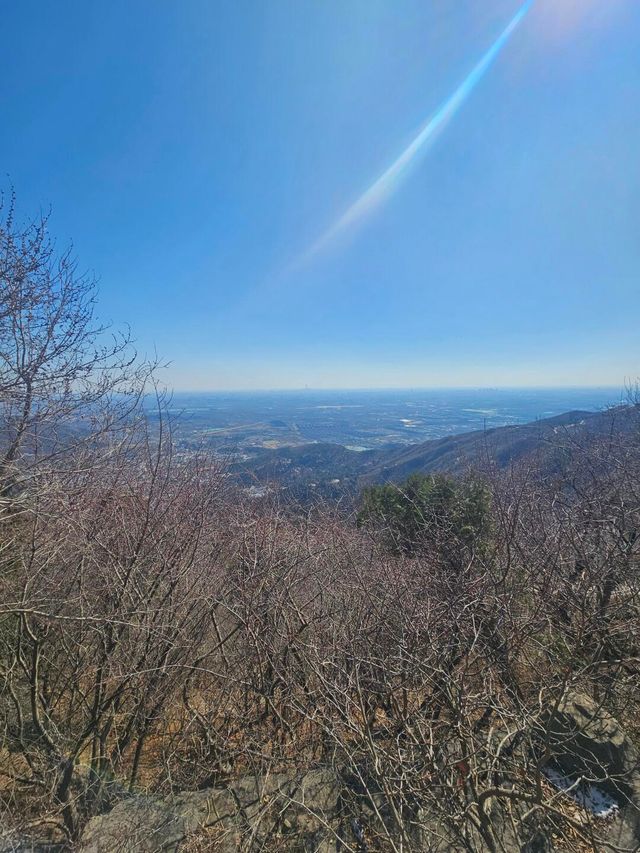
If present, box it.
[167,383,625,394]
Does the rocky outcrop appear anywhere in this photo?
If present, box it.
[79,769,345,853]
[546,692,640,796]
[77,771,556,853]
[544,690,640,848]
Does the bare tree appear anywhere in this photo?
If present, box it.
[0,192,153,499]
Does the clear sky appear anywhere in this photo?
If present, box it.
[2,0,639,390]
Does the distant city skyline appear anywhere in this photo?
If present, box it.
[2,0,639,390]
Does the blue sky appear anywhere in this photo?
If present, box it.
[2,0,639,389]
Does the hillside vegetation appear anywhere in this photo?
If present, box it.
[1,204,640,852]
[233,407,637,503]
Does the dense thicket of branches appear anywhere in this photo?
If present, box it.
[1,201,639,851]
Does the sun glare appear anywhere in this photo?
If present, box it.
[535,0,629,42]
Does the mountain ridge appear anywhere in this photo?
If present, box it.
[233,405,638,497]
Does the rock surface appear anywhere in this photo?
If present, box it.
[547,692,639,794]
[79,769,344,853]
[545,690,640,848]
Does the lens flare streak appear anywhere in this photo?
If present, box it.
[302,0,533,262]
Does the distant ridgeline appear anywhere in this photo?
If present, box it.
[230,405,639,502]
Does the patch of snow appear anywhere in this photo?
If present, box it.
[542,766,620,818]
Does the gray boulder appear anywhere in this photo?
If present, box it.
[78,769,343,853]
[544,690,640,848]
[546,691,640,799]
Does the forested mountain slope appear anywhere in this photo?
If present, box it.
[234,405,639,497]
[363,405,638,482]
